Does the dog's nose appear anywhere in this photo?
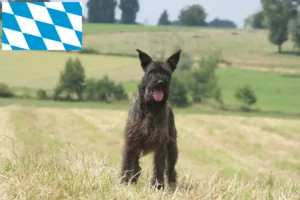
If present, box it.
[157,80,164,85]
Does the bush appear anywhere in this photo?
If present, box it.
[83,78,98,101]
[36,89,47,100]
[170,75,190,107]
[187,53,222,103]
[0,83,13,98]
[112,83,128,101]
[235,85,257,109]
[83,76,128,103]
[54,58,85,101]
[78,48,99,55]
[177,51,194,72]
[96,76,118,103]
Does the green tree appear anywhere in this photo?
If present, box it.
[208,18,237,28]
[235,85,257,109]
[179,4,206,26]
[289,14,300,51]
[158,10,171,25]
[112,83,128,101]
[83,78,98,101]
[54,58,85,100]
[187,53,222,103]
[244,11,266,29]
[119,0,139,24]
[87,0,117,23]
[261,0,298,53]
[0,83,13,98]
[36,89,47,100]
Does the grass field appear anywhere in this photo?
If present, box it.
[124,68,300,114]
[2,98,300,120]
[0,51,138,88]
[0,105,299,199]
[81,24,300,74]
[1,51,299,114]
[1,22,300,72]
[83,23,203,33]
[0,21,222,36]
[1,22,300,198]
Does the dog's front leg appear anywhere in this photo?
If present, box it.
[151,145,167,190]
[121,145,138,183]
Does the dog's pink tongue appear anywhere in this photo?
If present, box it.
[153,89,164,102]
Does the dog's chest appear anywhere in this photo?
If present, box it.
[139,112,169,143]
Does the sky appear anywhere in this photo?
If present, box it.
[2,0,263,28]
[78,0,263,28]
[126,0,262,28]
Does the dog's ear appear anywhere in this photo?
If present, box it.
[136,49,153,71]
[166,50,181,71]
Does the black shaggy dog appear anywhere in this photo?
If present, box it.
[120,49,181,190]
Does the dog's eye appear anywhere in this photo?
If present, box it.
[148,70,156,74]
[163,71,169,76]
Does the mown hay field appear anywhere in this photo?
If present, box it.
[0,105,299,199]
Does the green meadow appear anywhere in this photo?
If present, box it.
[0,50,299,114]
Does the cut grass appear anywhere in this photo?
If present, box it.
[0,98,131,110]
[0,105,300,199]
[1,106,300,180]
[1,97,300,120]
[1,152,299,199]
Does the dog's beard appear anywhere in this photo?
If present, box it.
[144,88,153,103]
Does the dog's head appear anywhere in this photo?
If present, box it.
[136,49,181,104]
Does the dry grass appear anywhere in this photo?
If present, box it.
[83,29,300,73]
[0,151,299,200]
[0,105,299,199]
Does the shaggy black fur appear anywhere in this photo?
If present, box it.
[120,49,181,190]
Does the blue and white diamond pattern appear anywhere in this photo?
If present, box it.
[1,1,82,50]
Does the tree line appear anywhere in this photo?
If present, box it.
[86,1,237,28]
[0,0,236,28]
[87,0,139,24]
